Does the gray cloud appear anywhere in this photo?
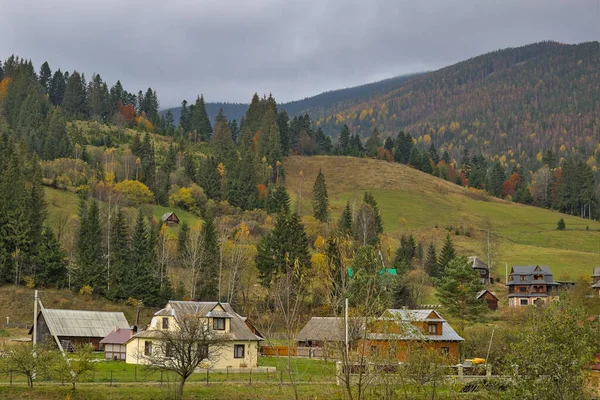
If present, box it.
[1,0,598,107]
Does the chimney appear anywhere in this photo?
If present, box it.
[114,326,119,332]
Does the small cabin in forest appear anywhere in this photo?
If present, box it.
[29,309,129,351]
[161,212,180,225]
[476,290,499,310]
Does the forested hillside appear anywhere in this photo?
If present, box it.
[307,41,599,163]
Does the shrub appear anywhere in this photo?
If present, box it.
[113,180,155,206]
[557,218,566,230]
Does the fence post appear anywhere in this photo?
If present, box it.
[486,364,492,377]
[110,370,113,387]
[160,371,163,387]
[249,369,252,385]
[134,365,137,381]
[206,369,209,385]
[267,367,269,381]
[457,364,464,381]
[226,366,229,381]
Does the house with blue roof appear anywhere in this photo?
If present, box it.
[506,265,560,307]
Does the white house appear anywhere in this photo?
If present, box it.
[124,301,262,369]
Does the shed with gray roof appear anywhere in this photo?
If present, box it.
[29,309,129,351]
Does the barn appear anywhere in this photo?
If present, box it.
[29,309,129,351]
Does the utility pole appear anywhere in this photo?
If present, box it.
[32,290,38,349]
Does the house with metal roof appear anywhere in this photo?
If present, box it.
[359,309,464,361]
[468,256,490,284]
[295,309,463,362]
[506,265,560,307]
[124,301,263,369]
[29,309,129,351]
[100,327,136,360]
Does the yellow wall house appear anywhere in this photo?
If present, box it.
[124,301,262,370]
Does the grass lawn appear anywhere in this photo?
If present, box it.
[284,156,600,278]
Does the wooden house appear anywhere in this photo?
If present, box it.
[161,212,180,225]
[506,265,560,307]
[29,309,129,351]
[360,309,464,362]
[124,301,262,369]
[100,327,136,360]
[476,290,499,310]
[468,256,490,284]
[592,267,600,296]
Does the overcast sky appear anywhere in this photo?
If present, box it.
[1,0,598,108]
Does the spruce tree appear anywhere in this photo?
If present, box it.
[35,227,67,288]
[199,157,221,200]
[267,185,291,215]
[62,71,87,119]
[195,217,219,300]
[38,62,52,93]
[438,233,457,273]
[211,108,234,162]
[365,128,382,157]
[256,212,309,286]
[312,169,329,222]
[392,234,417,275]
[338,201,353,235]
[48,69,66,106]
[76,200,105,291]
[191,95,212,142]
[487,162,505,197]
[428,143,440,165]
[424,242,441,278]
[338,125,350,155]
[45,107,71,159]
[108,207,130,299]
[384,137,394,151]
[229,119,239,143]
[277,109,290,155]
[258,106,282,169]
[363,192,383,234]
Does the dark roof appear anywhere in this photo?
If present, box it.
[476,290,498,300]
[30,309,129,338]
[382,309,464,342]
[100,328,133,345]
[468,256,489,271]
[506,266,559,286]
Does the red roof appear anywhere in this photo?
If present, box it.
[100,328,133,345]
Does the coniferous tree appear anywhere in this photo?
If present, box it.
[87,73,109,121]
[243,93,263,136]
[44,107,71,159]
[62,71,87,119]
[424,242,441,278]
[26,154,47,272]
[258,106,282,169]
[384,137,394,152]
[312,169,329,222]
[337,125,350,155]
[211,108,234,162]
[487,162,505,197]
[191,95,212,142]
[363,192,383,234]
[107,207,130,299]
[198,157,221,200]
[267,185,291,215]
[365,128,382,157]
[195,217,219,300]
[38,62,52,93]
[392,234,417,275]
[229,119,239,143]
[277,109,290,155]
[227,151,258,210]
[442,151,451,164]
[179,100,191,133]
[394,131,414,164]
[428,143,440,165]
[76,200,105,291]
[408,147,421,168]
[177,221,189,262]
[338,201,353,235]
[438,233,457,274]
[35,227,67,288]
[126,211,161,305]
[256,212,310,286]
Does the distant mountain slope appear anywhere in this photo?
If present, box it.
[308,41,599,160]
[163,73,425,125]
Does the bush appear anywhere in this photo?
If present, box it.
[113,180,155,206]
[557,218,566,230]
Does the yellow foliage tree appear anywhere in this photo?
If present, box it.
[114,180,155,206]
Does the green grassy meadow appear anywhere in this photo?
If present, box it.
[284,156,600,279]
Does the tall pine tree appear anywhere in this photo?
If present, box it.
[312,169,329,222]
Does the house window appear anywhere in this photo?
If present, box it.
[213,318,226,330]
[162,317,169,330]
[165,343,174,358]
[144,341,152,356]
[520,299,528,306]
[520,275,526,281]
[519,287,526,293]
[234,344,245,359]
[198,344,209,359]
[441,347,449,357]
[428,323,438,334]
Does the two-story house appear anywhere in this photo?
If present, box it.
[468,256,490,284]
[360,308,464,362]
[506,265,560,307]
[124,301,262,369]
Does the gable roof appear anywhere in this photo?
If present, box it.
[296,317,346,342]
[476,290,498,300]
[31,309,129,338]
[150,301,260,341]
[100,328,133,345]
[380,309,464,342]
[507,266,559,286]
[468,256,489,271]
[161,212,179,222]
